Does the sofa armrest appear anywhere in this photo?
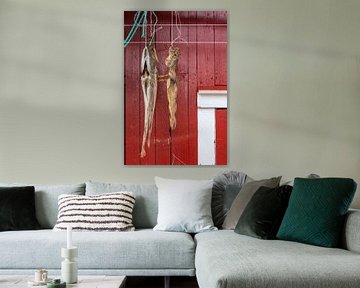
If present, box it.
[342,209,360,253]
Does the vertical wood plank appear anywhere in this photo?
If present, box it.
[124,11,140,165]
[214,11,227,86]
[187,11,198,165]
[154,11,171,164]
[197,11,215,87]
[215,108,227,165]
[171,11,189,165]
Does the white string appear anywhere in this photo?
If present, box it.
[170,11,176,46]
[171,12,188,45]
[124,24,227,26]
[171,11,173,45]
[152,11,158,36]
[149,11,163,45]
[174,12,181,44]
[127,41,226,44]
[147,11,152,44]
[144,12,147,45]
[172,153,186,165]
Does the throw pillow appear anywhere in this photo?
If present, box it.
[53,192,136,231]
[153,177,217,233]
[0,186,41,231]
[86,181,158,229]
[277,178,357,248]
[234,185,293,239]
[212,171,250,228]
[222,176,281,230]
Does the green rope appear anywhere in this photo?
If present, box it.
[142,11,147,38]
[124,11,142,47]
[124,11,141,47]
[124,11,148,48]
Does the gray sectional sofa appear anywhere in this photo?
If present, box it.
[1,181,360,288]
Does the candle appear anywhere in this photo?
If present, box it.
[67,225,72,249]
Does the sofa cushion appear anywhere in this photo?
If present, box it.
[277,178,357,247]
[0,183,85,229]
[195,230,360,288]
[342,209,360,253]
[222,176,281,229]
[212,171,249,228]
[234,185,292,239]
[0,186,40,231]
[153,177,216,233]
[86,181,157,229]
[53,192,136,232]
[0,229,195,271]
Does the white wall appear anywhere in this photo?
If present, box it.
[0,0,359,207]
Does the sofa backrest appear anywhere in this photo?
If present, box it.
[86,181,158,229]
[0,183,86,229]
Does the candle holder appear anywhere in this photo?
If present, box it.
[61,247,78,284]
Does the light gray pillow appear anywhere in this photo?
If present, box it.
[153,177,217,233]
[0,183,85,228]
[86,181,158,229]
[222,176,281,230]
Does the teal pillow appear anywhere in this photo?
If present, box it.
[277,178,357,247]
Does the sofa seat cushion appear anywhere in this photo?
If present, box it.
[0,229,195,270]
[195,230,360,288]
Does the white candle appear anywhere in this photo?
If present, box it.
[67,225,72,249]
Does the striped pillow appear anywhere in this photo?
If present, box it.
[53,192,135,232]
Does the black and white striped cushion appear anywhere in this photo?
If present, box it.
[53,192,136,231]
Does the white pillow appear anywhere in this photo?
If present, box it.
[153,177,217,233]
[53,192,135,232]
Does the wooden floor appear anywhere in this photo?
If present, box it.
[126,276,199,288]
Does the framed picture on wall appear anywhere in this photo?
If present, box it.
[124,11,227,165]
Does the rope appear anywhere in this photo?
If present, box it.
[171,11,173,46]
[124,11,147,48]
[171,12,187,45]
[142,11,147,39]
[149,11,161,45]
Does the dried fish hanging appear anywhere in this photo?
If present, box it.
[164,46,180,130]
[140,13,159,158]
[159,12,184,131]
[124,11,156,158]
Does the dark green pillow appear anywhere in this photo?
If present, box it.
[277,178,357,247]
[235,185,292,239]
[0,186,41,231]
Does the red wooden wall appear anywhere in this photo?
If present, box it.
[124,11,227,165]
